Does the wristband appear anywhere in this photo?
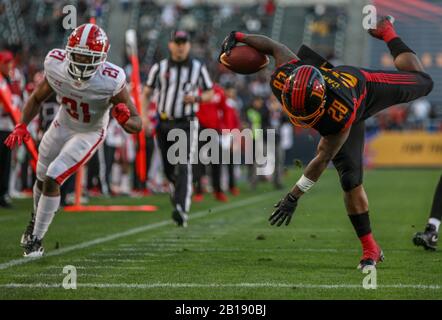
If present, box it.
[235,32,246,42]
[296,174,315,193]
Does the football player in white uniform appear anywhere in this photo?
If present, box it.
[4,23,142,257]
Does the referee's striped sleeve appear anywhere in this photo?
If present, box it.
[146,63,160,88]
[199,63,213,91]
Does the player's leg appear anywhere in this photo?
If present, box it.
[156,121,179,218]
[172,121,198,227]
[332,121,383,270]
[413,175,442,251]
[156,122,176,184]
[363,16,433,118]
[24,128,105,257]
[369,16,424,73]
[20,121,65,248]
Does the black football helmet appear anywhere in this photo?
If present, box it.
[281,65,326,128]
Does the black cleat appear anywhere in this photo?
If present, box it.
[0,196,12,208]
[172,209,188,228]
[23,235,44,258]
[413,224,438,251]
[20,212,36,247]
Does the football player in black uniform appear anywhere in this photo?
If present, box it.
[413,175,441,251]
[220,16,433,270]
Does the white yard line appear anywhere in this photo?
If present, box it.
[72,258,161,263]
[0,192,279,271]
[45,266,147,270]
[0,282,441,290]
[90,252,177,257]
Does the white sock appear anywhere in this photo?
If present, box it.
[33,195,60,240]
[33,183,42,213]
[429,218,440,232]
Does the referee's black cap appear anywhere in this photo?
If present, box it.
[170,30,190,43]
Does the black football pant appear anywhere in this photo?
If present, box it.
[157,119,198,213]
[333,69,433,193]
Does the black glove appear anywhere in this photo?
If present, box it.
[219,31,238,60]
[269,193,298,226]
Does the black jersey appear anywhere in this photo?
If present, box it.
[270,59,367,136]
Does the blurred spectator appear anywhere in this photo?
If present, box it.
[223,84,242,196]
[161,4,178,28]
[264,0,276,16]
[245,96,269,189]
[194,84,230,202]
[268,95,285,189]
[410,98,431,129]
[0,50,16,208]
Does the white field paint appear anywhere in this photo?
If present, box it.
[0,282,441,290]
[0,192,280,271]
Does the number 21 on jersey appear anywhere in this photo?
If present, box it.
[62,97,91,123]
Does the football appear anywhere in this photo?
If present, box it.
[219,45,270,74]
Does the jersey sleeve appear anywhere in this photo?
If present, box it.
[44,49,67,88]
[112,66,127,96]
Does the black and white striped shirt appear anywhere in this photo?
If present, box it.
[146,57,213,119]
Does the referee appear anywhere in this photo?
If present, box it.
[143,30,213,227]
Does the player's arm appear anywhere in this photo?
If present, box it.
[183,89,214,104]
[269,127,351,227]
[110,85,142,134]
[292,129,351,197]
[184,63,214,104]
[22,77,54,125]
[221,32,299,67]
[4,77,54,149]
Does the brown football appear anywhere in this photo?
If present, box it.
[219,45,270,75]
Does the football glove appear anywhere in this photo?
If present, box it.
[219,31,239,62]
[112,103,131,125]
[4,123,30,149]
[269,193,298,226]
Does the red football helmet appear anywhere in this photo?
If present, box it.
[66,23,110,80]
[281,65,326,128]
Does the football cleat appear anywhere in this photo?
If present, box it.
[413,223,438,251]
[357,247,384,271]
[193,193,204,202]
[214,191,228,202]
[172,209,188,228]
[368,15,396,41]
[23,235,44,258]
[20,211,36,247]
[229,187,240,196]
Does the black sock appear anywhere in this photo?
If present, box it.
[349,212,371,238]
[430,176,442,220]
[387,37,415,59]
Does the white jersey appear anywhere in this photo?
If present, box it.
[44,48,126,132]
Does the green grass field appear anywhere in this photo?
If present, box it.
[0,169,441,299]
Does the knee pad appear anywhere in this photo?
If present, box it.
[46,161,70,185]
[36,161,48,182]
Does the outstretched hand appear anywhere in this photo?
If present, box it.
[268,193,298,226]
